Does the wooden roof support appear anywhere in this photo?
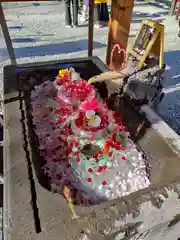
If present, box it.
[88,0,95,57]
[0,2,17,65]
[169,0,178,16]
[106,0,134,70]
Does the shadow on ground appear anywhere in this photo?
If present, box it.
[156,50,180,135]
[136,0,171,8]
[13,39,106,58]
[132,10,168,23]
[0,47,9,61]
[164,50,180,87]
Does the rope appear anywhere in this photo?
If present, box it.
[110,43,127,72]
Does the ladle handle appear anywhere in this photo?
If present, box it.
[88,71,125,84]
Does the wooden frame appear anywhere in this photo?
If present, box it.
[0,3,17,65]
[128,20,164,70]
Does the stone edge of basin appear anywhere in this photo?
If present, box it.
[141,105,180,155]
[91,57,180,157]
[4,57,180,155]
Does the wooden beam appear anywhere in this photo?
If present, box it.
[88,0,94,57]
[169,0,177,16]
[0,3,17,65]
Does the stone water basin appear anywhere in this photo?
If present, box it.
[4,56,180,206]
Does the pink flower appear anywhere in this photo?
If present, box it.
[80,99,107,116]
[80,99,99,112]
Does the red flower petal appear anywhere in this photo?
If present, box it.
[102,180,108,185]
[122,155,126,160]
[89,136,94,141]
[115,144,121,150]
[72,105,78,111]
[75,142,79,147]
[88,168,93,173]
[75,151,80,156]
[109,151,113,157]
[76,157,80,164]
[87,178,92,182]
[97,166,103,173]
[93,153,99,158]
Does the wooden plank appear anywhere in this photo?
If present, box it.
[169,0,178,16]
[88,0,94,57]
[128,20,164,70]
[175,1,180,20]
[0,3,17,65]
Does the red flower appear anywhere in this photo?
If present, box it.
[76,157,80,164]
[106,139,114,148]
[87,178,92,182]
[97,166,103,173]
[111,133,116,142]
[72,105,78,111]
[102,180,108,185]
[89,136,94,141]
[115,144,121,150]
[67,143,73,153]
[80,99,99,112]
[75,151,80,156]
[88,168,93,173]
[67,148,72,154]
[59,117,66,123]
[93,153,99,159]
[109,151,113,157]
[75,142,79,147]
[122,155,126,161]
[103,165,108,169]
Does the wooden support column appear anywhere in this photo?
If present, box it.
[169,0,177,16]
[88,0,94,57]
[175,0,180,20]
[106,0,134,70]
[0,3,17,65]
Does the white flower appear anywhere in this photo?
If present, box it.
[86,110,101,128]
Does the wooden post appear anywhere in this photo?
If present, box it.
[0,3,17,65]
[106,0,134,70]
[169,0,177,16]
[175,0,180,20]
[88,0,94,57]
